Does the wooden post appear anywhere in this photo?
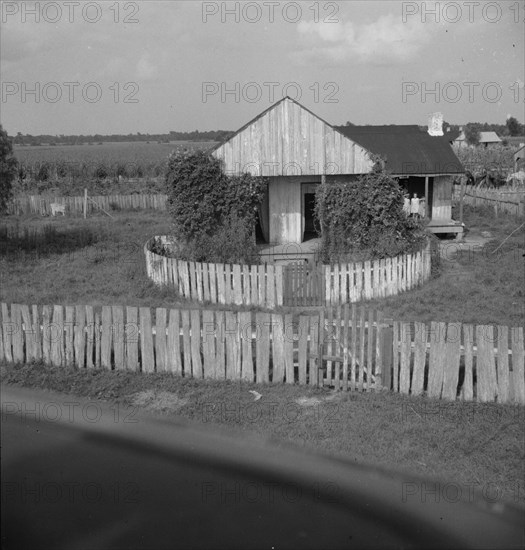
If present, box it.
[424,176,429,219]
[84,188,88,219]
[459,176,465,225]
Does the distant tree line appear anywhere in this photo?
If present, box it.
[456,117,524,146]
[12,130,233,147]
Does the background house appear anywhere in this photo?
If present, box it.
[211,97,464,245]
[479,131,502,148]
[453,130,505,149]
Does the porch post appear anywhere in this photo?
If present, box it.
[424,177,429,218]
[459,176,465,225]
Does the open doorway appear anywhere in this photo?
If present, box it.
[302,183,320,242]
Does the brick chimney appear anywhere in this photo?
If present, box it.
[428,112,444,136]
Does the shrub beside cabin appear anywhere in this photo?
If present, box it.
[210,97,464,245]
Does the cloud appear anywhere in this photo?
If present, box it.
[136,53,159,80]
[295,14,434,65]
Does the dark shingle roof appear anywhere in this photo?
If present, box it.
[334,125,464,175]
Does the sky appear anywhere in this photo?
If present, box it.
[1,0,523,135]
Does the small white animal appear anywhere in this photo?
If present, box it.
[249,390,262,401]
[50,203,66,216]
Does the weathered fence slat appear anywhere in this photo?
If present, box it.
[366,309,374,391]
[457,324,472,400]
[101,306,112,370]
[51,305,64,367]
[411,322,426,396]
[256,312,270,384]
[139,307,154,373]
[94,310,101,369]
[350,305,357,390]
[242,266,251,306]
[181,310,192,377]
[342,305,350,391]
[191,309,203,378]
[266,265,275,309]
[233,265,242,306]
[31,305,42,362]
[216,264,225,305]
[20,305,32,362]
[215,311,226,380]
[1,304,11,363]
[85,306,94,369]
[74,305,86,368]
[209,263,217,304]
[251,266,258,306]
[271,313,285,384]
[239,311,253,382]
[155,308,167,373]
[442,322,461,401]
[496,326,509,403]
[202,263,211,303]
[358,307,366,391]
[309,314,319,387]
[284,313,294,384]
[224,264,231,305]
[511,327,524,404]
[476,325,497,402]
[167,309,182,375]
[399,323,411,395]
[325,308,333,387]
[202,309,215,379]
[11,304,24,363]
[298,315,309,385]
[275,265,284,307]
[125,306,139,372]
[427,322,446,399]
[392,321,399,393]
[333,307,341,390]
[112,306,124,371]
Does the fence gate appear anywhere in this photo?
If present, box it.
[283,261,325,307]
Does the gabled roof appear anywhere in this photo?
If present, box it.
[335,125,464,175]
[209,97,464,176]
[479,131,501,143]
[208,96,336,154]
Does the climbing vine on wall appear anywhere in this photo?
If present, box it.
[165,150,266,263]
[314,169,427,263]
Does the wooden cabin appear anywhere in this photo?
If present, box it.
[211,97,464,245]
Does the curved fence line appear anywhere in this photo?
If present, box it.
[144,237,432,308]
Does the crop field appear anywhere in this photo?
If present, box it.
[13,140,214,164]
[12,141,216,196]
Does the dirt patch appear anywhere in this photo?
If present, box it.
[295,392,342,407]
[129,390,189,413]
[295,396,323,407]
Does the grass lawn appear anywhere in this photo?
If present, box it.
[1,204,523,325]
[367,205,524,326]
[2,362,523,506]
[2,203,524,509]
[0,209,182,310]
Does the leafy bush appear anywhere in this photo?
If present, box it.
[177,214,260,264]
[0,125,18,213]
[314,170,427,263]
[165,150,265,263]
